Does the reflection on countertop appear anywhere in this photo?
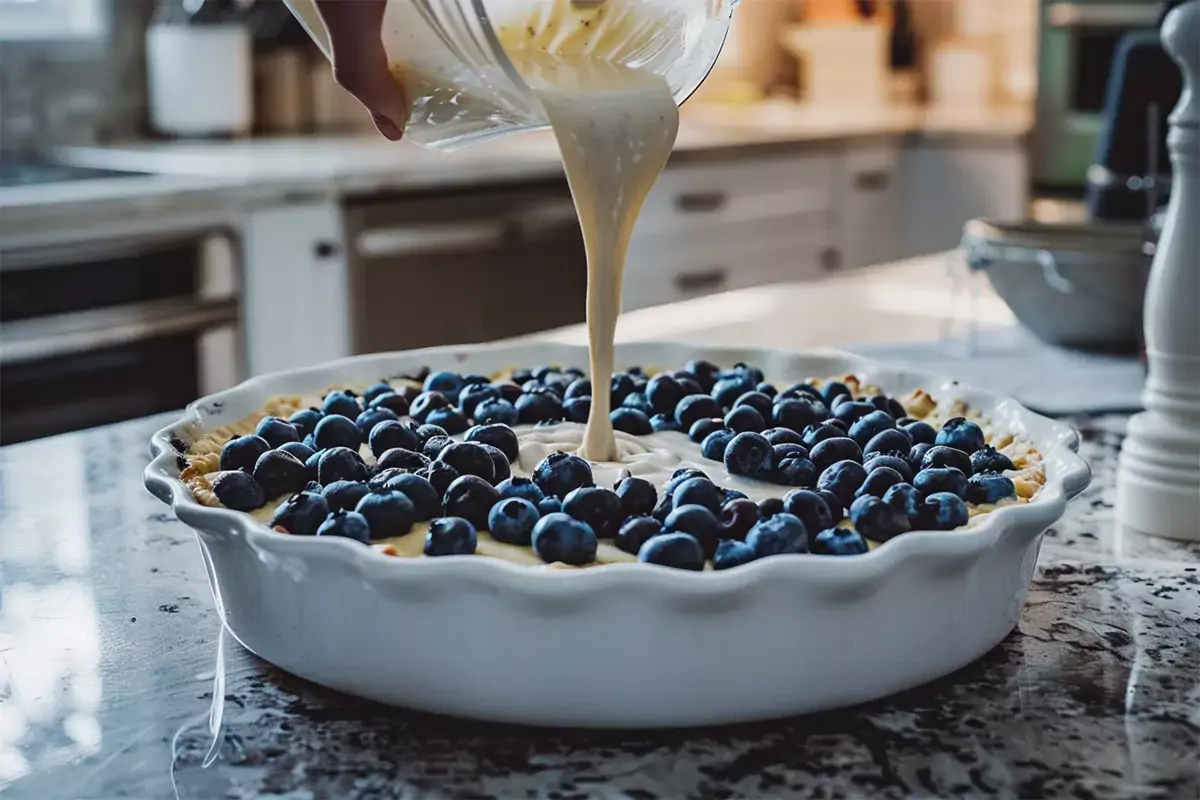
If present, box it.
[0,407,1196,799]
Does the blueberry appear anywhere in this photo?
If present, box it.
[645,374,685,415]
[361,382,394,406]
[497,476,544,505]
[422,436,453,460]
[746,512,808,557]
[212,470,266,511]
[914,467,969,500]
[478,443,511,484]
[971,445,1015,474]
[287,409,324,440]
[304,449,322,475]
[522,379,547,395]
[757,497,785,520]
[442,475,500,529]
[252,450,310,498]
[650,413,680,432]
[909,443,934,473]
[771,397,827,433]
[782,489,834,543]
[532,451,593,498]
[673,374,704,396]
[511,368,535,385]
[321,390,361,421]
[731,362,765,384]
[936,417,986,454]
[719,498,759,541]
[663,504,721,558]
[563,396,592,424]
[220,435,271,473]
[516,390,564,424]
[537,496,563,517]
[321,479,371,513]
[424,516,477,556]
[278,442,317,475]
[255,416,300,449]
[723,432,772,479]
[810,436,863,474]
[920,492,970,530]
[850,494,911,542]
[368,467,407,492]
[801,420,845,448]
[415,424,448,446]
[967,472,1016,504]
[638,533,704,570]
[375,447,430,474]
[920,445,973,476]
[817,460,869,509]
[848,410,896,448]
[829,393,852,410]
[410,391,450,423]
[610,372,637,406]
[474,398,519,427]
[563,486,623,538]
[317,509,371,544]
[713,539,757,569]
[812,527,869,555]
[436,442,495,483]
[532,513,597,565]
[779,382,825,404]
[317,446,369,485]
[488,498,540,545]
[563,378,592,401]
[424,370,464,397]
[902,420,937,446]
[826,418,849,431]
[684,359,721,392]
[611,408,653,436]
[689,417,725,444]
[426,407,469,435]
[354,407,399,439]
[819,489,845,522]
[458,383,500,419]
[882,482,923,522]
[368,391,411,417]
[615,476,656,518]
[764,427,805,447]
[855,466,906,500]
[666,466,709,491]
[832,400,877,426]
[621,393,654,417]
[724,405,765,434]
[862,428,912,458]
[775,457,818,487]
[314,414,361,452]
[369,420,421,457]
[862,452,914,482]
[756,382,778,398]
[821,381,851,405]
[354,490,416,540]
[671,477,724,514]
[711,374,756,409]
[723,487,749,504]
[771,443,809,467]
[417,461,459,496]
[384,473,442,520]
[676,394,724,431]
[616,516,662,554]
[532,365,560,383]
[269,491,329,535]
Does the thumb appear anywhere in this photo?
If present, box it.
[316,0,409,140]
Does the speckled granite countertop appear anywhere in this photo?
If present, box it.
[1,413,1196,800]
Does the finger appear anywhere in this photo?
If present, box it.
[315,0,409,139]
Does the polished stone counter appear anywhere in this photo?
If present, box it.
[1,413,1196,799]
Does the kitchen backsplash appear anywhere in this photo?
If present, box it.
[0,0,155,152]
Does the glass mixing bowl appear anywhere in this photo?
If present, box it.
[284,0,738,149]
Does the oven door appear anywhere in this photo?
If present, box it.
[1033,1,1162,192]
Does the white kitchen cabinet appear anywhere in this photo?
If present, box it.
[835,140,904,269]
[897,138,1029,258]
[241,199,351,375]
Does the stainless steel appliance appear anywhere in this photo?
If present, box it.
[1033,0,1163,194]
[1,193,241,443]
[344,182,587,353]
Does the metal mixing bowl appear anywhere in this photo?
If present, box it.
[962,219,1150,354]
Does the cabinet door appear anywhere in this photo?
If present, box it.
[899,140,1029,258]
[837,141,902,268]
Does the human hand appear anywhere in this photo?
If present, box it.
[315,0,409,140]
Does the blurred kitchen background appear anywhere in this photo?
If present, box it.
[0,0,1181,443]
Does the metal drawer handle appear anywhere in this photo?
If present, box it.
[675,191,728,213]
[854,170,890,191]
[674,268,728,292]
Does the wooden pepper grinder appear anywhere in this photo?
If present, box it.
[1116,0,1200,541]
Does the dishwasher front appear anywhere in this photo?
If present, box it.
[345,182,587,353]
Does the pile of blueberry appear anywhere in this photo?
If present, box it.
[205,361,1021,569]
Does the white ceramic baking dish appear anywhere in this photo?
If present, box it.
[144,342,1091,728]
